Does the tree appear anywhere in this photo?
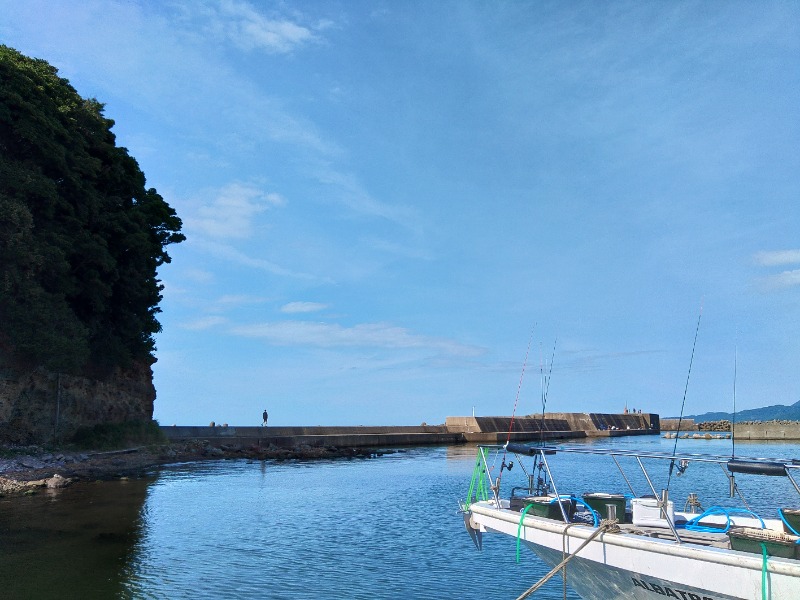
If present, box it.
[0,45,184,375]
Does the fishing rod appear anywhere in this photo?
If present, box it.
[539,339,557,446]
[498,325,536,484]
[732,344,737,459]
[667,304,703,490]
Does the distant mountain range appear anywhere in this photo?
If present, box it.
[669,400,800,423]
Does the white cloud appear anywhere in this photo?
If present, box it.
[753,250,800,267]
[230,320,484,357]
[760,269,800,291]
[189,182,285,240]
[198,0,319,54]
[182,316,228,330]
[281,302,328,313]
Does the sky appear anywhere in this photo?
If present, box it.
[2,1,799,427]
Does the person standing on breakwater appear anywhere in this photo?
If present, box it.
[262,410,269,426]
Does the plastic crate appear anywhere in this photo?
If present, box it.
[583,493,627,521]
[729,526,799,559]
[511,495,574,521]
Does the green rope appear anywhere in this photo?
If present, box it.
[761,542,768,600]
[516,503,535,562]
[466,448,489,510]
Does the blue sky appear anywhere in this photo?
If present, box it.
[3,1,799,426]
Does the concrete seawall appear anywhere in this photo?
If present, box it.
[161,425,463,449]
[162,413,660,449]
[660,418,696,431]
[733,423,800,440]
[658,420,800,440]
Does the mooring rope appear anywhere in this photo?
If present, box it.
[515,520,618,599]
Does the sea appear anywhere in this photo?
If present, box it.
[2,435,799,599]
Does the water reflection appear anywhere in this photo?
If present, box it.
[3,439,799,599]
[0,477,151,599]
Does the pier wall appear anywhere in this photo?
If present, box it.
[660,418,696,431]
[733,422,800,440]
[163,412,659,448]
[161,425,462,449]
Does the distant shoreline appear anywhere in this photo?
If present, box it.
[0,440,394,496]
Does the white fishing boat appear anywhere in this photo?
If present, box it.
[461,442,800,600]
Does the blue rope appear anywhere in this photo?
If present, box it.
[684,506,765,533]
[571,498,600,527]
[778,509,800,543]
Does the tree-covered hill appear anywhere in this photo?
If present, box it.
[673,400,800,423]
[0,45,184,376]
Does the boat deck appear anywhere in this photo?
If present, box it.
[616,523,730,548]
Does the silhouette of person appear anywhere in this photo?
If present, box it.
[262,410,268,426]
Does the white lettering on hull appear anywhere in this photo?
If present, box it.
[631,577,717,600]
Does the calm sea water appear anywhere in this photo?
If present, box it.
[2,436,799,599]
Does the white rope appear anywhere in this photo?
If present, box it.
[516,520,618,600]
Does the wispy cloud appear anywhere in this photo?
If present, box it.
[215,294,269,308]
[208,0,320,54]
[8,1,336,158]
[753,249,800,266]
[230,320,485,357]
[753,249,800,290]
[314,166,420,230]
[197,240,319,280]
[759,270,800,291]
[189,182,285,240]
[281,302,328,314]
[183,268,215,284]
[182,316,228,331]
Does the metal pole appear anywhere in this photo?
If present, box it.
[787,470,800,496]
[636,457,682,543]
[540,450,570,522]
[611,454,637,497]
[481,447,501,507]
[636,456,659,498]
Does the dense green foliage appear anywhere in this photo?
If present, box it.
[0,46,184,374]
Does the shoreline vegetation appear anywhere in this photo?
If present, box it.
[0,440,396,497]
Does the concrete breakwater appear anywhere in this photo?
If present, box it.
[733,421,800,440]
[660,419,800,440]
[162,412,659,449]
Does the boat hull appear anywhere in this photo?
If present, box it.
[527,543,740,600]
[470,502,800,600]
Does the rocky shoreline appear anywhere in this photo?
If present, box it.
[0,440,394,496]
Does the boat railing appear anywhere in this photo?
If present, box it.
[481,442,800,544]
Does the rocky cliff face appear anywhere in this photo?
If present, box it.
[0,359,155,445]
